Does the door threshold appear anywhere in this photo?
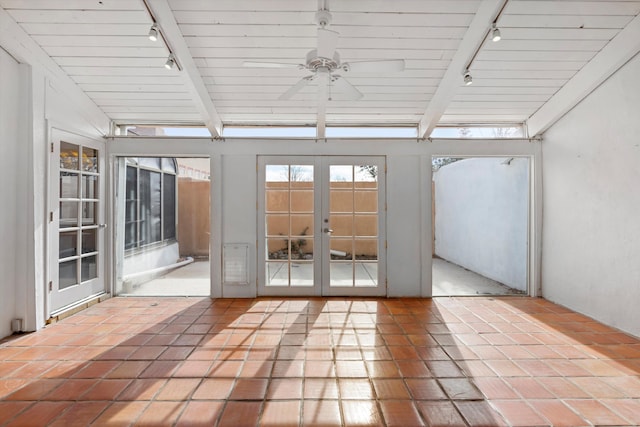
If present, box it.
[48,292,110,324]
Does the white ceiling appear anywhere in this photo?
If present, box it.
[1,0,640,137]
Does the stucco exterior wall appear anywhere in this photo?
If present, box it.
[433,157,529,291]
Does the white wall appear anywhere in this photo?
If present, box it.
[0,47,21,337]
[542,53,640,338]
[1,8,110,336]
[434,157,529,290]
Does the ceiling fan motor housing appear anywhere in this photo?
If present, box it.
[306,49,340,71]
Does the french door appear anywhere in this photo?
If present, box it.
[49,130,106,314]
[258,156,386,296]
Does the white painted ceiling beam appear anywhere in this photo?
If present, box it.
[418,0,506,138]
[147,0,222,137]
[526,13,640,138]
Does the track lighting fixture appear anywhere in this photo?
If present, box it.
[165,54,176,70]
[148,23,158,41]
[491,23,501,42]
[463,70,473,86]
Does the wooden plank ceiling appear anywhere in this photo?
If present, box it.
[1,0,639,136]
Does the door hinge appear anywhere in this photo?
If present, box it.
[48,281,53,291]
[49,211,53,222]
[50,142,54,153]
[385,240,388,249]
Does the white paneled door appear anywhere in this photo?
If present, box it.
[49,130,106,315]
[258,156,386,297]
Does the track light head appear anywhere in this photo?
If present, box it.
[463,70,472,86]
[491,24,501,42]
[148,24,158,42]
[165,54,176,70]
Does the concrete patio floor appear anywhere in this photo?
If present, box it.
[120,257,524,297]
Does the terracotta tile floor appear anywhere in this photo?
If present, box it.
[1,297,640,426]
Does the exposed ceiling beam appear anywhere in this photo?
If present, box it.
[147,0,223,137]
[526,13,640,138]
[418,0,506,138]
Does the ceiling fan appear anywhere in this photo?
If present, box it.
[242,9,405,101]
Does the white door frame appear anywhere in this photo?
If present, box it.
[257,155,386,297]
[48,129,106,316]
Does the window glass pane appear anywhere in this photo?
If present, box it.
[140,169,162,245]
[60,172,79,198]
[82,202,97,226]
[60,142,79,170]
[125,166,138,250]
[82,175,98,199]
[163,173,176,240]
[81,255,97,282]
[59,260,77,289]
[82,229,97,254]
[60,201,78,228]
[161,158,177,173]
[59,231,77,259]
[138,157,161,169]
[82,147,98,172]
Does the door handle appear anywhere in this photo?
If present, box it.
[99,224,107,229]
[323,228,333,234]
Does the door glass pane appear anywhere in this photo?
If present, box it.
[291,189,313,212]
[330,238,352,260]
[264,163,314,288]
[330,191,353,213]
[266,261,288,286]
[81,255,97,282]
[59,231,77,259]
[266,214,288,237]
[82,229,97,254]
[82,202,97,226]
[60,142,79,170]
[60,172,78,198]
[60,201,78,228]
[82,147,98,172]
[290,261,313,287]
[328,163,380,289]
[290,165,313,184]
[354,215,377,237]
[267,237,288,259]
[59,260,77,289]
[330,165,353,186]
[330,263,353,287]
[291,215,313,239]
[83,175,98,199]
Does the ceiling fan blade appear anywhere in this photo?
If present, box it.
[342,59,405,73]
[243,61,302,69]
[317,28,339,58]
[279,76,314,100]
[331,75,363,101]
